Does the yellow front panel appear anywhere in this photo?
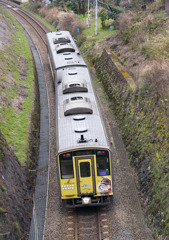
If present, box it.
[94,153,113,196]
[95,176,113,195]
[78,159,93,195]
[60,178,78,198]
[58,149,113,200]
[58,155,78,199]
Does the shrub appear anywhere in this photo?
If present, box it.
[57,11,84,37]
[143,59,169,98]
[28,2,42,13]
[76,34,87,47]
[116,11,137,32]
[39,6,84,36]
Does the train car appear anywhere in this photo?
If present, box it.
[46,31,113,207]
[13,0,28,5]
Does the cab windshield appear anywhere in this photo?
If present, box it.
[60,159,74,179]
[96,151,110,176]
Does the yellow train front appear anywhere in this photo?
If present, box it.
[58,148,113,207]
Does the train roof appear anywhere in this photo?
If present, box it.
[46,31,110,153]
[57,66,110,153]
[46,31,86,70]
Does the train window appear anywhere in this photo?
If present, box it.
[60,159,74,179]
[96,151,110,176]
[80,162,90,177]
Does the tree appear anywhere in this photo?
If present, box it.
[98,8,108,29]
[108,5,121,20]
[81,0,86,16]
[66,0,78,13]
[77,0,87,15]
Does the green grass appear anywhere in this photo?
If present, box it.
[1,185,6,192]
[78,14,115,41]
[0,8,34,165]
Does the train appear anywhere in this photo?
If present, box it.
[13,0,28,4]
[46,30,113,207]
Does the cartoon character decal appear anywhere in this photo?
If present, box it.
[97,177,112,193]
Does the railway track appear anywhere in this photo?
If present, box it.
[0,0,48,45]
[75,208,100,240]
[63,207,110,240]
[75,207,110,240]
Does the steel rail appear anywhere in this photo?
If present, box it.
[0,0,48,45]
[0,0,49,32]
[97,208,102,240]
[74,207,103,240]
[74,209,78,240]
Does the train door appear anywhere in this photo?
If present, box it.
[78,159,93,195]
